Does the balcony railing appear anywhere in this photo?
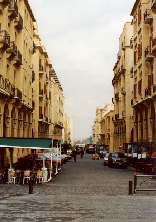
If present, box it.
[144,46,153,61]
[14,50,22,65]
[144,9,153,24]
[15,88,22,100]
[0,30,10,49]
[15,13,23,29]
[6,41,17,58]
[8,0,18,18]
[145,87,151,98]
[0,75,15,96]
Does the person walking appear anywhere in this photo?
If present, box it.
[80,149,84,158]
[73,149,77,162]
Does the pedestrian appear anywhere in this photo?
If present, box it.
[73,149,77,162]
[80,149,84,158]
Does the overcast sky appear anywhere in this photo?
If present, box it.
[29,0,134,140]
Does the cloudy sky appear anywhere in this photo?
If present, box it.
[29,0,134,139]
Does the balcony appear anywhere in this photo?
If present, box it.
[14,50,22,65]
[32,70,35,83]
[39,66,44,75]
[14,88,22,100]
[15,13,23,29]
[130,67,133,78]
[115,93,119,100]
[0,75,15,96]
[144,46,154,61]
[120,64,126,74]
[151,0,156,14]
[121,87,126,95]
[145,87,151,98]
[144,9,153,24]
[8,0,18,18]
[152,37,156,57]
[6,41,17,58]
[0,30,10,49]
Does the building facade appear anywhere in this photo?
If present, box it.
[0,0,65,168]
[131,0,156,143]
[112,22,134,151]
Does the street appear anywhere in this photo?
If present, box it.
[0,153,156,222]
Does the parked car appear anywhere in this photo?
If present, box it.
[108,152,127,168]
[103,153,109,165]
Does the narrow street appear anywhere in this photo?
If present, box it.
[0,154,156,222]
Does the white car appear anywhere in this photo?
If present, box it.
[103,153,109,165]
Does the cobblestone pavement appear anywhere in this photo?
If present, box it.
[0,154,156,222]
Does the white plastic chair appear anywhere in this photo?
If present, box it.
[23,170,30,184]
[10,171,16,184]
[36,170,44,184]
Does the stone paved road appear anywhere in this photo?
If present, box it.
[0,154,156,222]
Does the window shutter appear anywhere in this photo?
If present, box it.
[49,71,51,81]
[138,9,141,25]
[49,91,51,100]
[39,106,42,114]
[134,51,136,65]
[138,44,142,59]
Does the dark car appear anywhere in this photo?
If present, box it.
[108,152,127,168]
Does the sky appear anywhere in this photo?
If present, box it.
[29,0,134,140]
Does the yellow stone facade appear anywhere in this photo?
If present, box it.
[131,0,156,143]
[0,0,65,168]
[112,22,133,151]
